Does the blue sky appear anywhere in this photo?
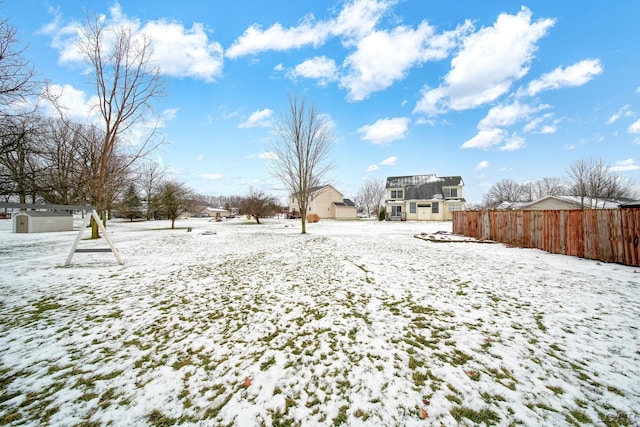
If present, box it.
[4,0,640,204]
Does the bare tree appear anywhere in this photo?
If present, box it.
[567,158,635,208]
[520,177,566,202]
[536,177,566,198]
[357,177,386,217]
[241,188,278,224]
[0,115,42,203]
[37,119,88,205]
[482,179,524,209]
[138,161,167,220]
[62,14,165,236]
[271,94,335,234]
[0,18,38,155]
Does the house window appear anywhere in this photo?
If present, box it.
[391,190,403,199]
[392,205,402,217]
[444,188,458,198]
[432,202,439,214]
[410,202,416,213]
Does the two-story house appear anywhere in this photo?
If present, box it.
[385,174,465,221]
[289,185,357,219]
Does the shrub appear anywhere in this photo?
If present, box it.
[378,208,386,221]
[307,213,320,223]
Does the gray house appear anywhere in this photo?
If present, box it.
[13,211,73,233]
[385,174,466,220]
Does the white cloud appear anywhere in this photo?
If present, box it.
[461,128,505,150]
[539,124,557,134]
[226,19,327,59]
[330,0,391,46]
[414,7,554,115]
[40,84,100,122]
[341,21,469,101]
[195,154,204,161]
[610,158,640,172]
[380,156,398,166]
[357,117,410,145]
[366,164,380,172]
[499,134,526,151]
[201,173,223,180]
[291,56,338,85]
[605,104,632,125]
[226,0,391,58]
[142,21,224,82]
[42,4,223,82]
[478,101,547,131]
[238,109,274,128]
[523,59,603,97]
[474,161,489,171]
[628,119,640,134]
[258,151,278,160]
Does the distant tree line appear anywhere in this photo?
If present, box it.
[481,158,636,209]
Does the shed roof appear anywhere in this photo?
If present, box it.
[15,211,72,217]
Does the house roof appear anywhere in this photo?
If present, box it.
[309,185,344,197]
[333,198,355,207]
[386,174,463,188]
[620,200,640,208]
[522,195,624,209]
[386,175,464,200]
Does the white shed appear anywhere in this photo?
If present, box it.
[13,211,73,233]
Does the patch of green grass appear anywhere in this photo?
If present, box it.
[408,356,424,370]
[332,405,349,426]
[566,409,592,424]
[480,392,506,404]
[450,406,500,425]
[446,394,462,404]
[534,314,547,332]
[597,410,632,427]
[147,409,177,426]
[546,385,564,395]
[260,356,276,371]
[607,386,625,397]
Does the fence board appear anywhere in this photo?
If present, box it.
[453,208,640,267]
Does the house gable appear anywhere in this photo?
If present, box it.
[289,185,356,219]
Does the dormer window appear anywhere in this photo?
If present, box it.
[443,188,458,198]
[391,190,403,199]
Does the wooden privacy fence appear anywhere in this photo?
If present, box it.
[452,209,640,267]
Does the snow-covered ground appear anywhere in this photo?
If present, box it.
[0,217,639,426]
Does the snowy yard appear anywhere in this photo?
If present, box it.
[0,217,639,426]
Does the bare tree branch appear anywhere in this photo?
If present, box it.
[270,93,335,233]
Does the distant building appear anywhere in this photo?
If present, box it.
[519,195,627,210]
[13,211,73,233]
[385,174,465,221]
[289,185,357,219]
